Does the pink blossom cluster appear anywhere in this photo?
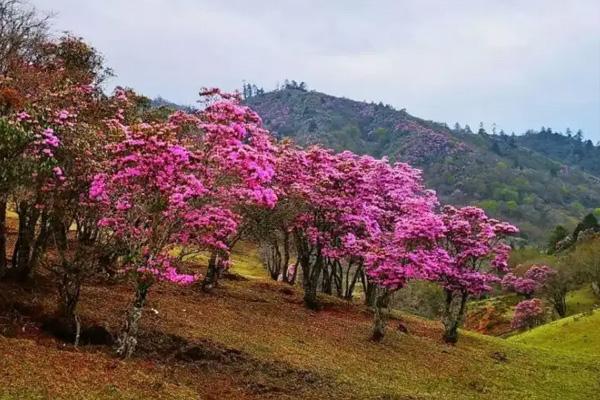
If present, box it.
[502,264,556,297]
[501,273,537,297]
[137,257,198,286]
[262,134,518,296]
[512,298,545,329]
[524,264,556,283]
[38,127,61,157]
[89,90,277,285]
[436,206,518,296]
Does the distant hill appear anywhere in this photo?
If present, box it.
[150,96,195,112]
[245,87,600,242]
[514,129,600,177]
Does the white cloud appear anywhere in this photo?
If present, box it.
[31,0,600,140]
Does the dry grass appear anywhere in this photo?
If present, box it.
[0,238,598,399]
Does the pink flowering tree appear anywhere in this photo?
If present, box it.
[194,89,277,291]
[501,273,537,298]
[525,264,564,317]
[436,206,518,343]
[277,147,383,309]
[249,141,301,284]
[502,264,556,300]
[0,35,110,281]
[90,89,276,357]
[363,161,448,340]
[512,298,546,330]
[90,114,225,357]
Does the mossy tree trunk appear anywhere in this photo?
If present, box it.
[442,289,469,344]
[371,288,391,341]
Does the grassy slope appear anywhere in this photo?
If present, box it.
[1,243,599,399]
[508,309,600,357]
[566,285,600,316]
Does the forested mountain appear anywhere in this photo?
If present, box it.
[245,87,600,242]
[514,129,600,177]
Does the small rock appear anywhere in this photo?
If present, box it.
[491,351,508,362]
[397,322,409,334]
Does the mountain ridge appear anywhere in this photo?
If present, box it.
[243,87,600,242]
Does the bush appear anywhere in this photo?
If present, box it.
[512,298,546,330]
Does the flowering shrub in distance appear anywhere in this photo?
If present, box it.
[512,298,546,330]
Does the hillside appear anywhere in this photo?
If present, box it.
[245,88,600,242]
[508,309,600,357]
[0,242,598,400]
[515,130,600,177]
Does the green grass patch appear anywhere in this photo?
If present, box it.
[508,309,600,357]
[566,285,600,316]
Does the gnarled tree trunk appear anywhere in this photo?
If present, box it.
[116,283,149,358]
[299,248,322,310]
[371,288,391,341]
[57,267,82,346]
[302,259,322,310]
[10,202,38,280]
[551,289,567,318]
[344,262,362,300]
[442,289,469,344]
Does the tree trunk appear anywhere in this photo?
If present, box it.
[442,289,469,344]
[116,283,149,358]
[10,201,40,281]
[322,261,333,295]
[552,291,567,318]
[29,211,50,274]
[57,267,82,346]
[0,198,7,278]
[281,230,291,283]
[332,260,343,298]
[301,254,322,310]
[371,288,391,341]
[592,282,600,298]
[361,270,377,307]
[201,251,219,291]
[344,263,361,300]
[287,259,299,285]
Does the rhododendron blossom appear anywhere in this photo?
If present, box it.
[90,89,278,357]
[438,206,518,296]
[512,298,545,330]
[502,265,557,298]
[436,205,518,343]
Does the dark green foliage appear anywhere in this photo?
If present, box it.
[573,213,599,240]
[515,129,600,177]
[0,118,31,191]
[547,225,569,253]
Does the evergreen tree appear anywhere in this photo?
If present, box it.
[565,127,572,137]
[478,122,487,135]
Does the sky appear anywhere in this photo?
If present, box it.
[32,0,600,141]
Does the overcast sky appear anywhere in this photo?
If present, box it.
[32,0,600,141]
